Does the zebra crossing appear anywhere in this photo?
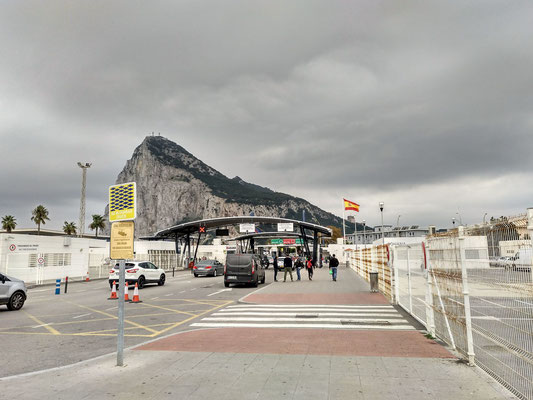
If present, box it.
[191,303,417,331]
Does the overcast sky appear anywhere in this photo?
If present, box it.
[1,1,532,233]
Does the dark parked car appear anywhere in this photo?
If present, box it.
[224,254,265,287]
[193,259,224,277]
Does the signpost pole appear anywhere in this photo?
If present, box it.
[117,258,125,366]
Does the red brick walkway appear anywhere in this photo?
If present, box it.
[136,328,454,358]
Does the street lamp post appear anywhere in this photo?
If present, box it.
[379,202,385,247]
[362,220,366,246]
[77,162,92,237]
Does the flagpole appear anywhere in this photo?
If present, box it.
[342,206,346,243]
[354,217,357,250]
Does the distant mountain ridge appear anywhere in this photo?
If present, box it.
[106,135,354,237]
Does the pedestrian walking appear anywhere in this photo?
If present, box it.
[294,257,303,281]
[283,254,293,282]
[329,254,339,281]
[306,256,313,280]
[273,255,278,281]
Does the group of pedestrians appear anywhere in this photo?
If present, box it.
[272,254,339,282]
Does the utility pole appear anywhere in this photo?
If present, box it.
[77,162,92,237]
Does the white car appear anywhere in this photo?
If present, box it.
[108,261,165,289]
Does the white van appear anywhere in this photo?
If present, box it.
[511,248,532,272]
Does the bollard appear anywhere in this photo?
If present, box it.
[55,279,61,295]
[64,276,69,294]
[369,272,379,293]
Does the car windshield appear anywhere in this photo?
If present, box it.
[196,260,216,265]
[113,263,136,269]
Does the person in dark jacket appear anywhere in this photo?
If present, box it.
[273,255,278,281]
[283,254,293,282]
[329,254,339,281]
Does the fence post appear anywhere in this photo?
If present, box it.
[407,246,413,314]
[393,247,400,305]
[458,228,475,366]
[424,241,436,337]
[527,208,533,282]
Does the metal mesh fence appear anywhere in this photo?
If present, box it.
[462,215,533,400]
[389,213,533,400]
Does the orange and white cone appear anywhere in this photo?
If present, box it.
[124,282,131,302]
[108,281,118,300]
[131,282,142,303]
[86,272,90,282]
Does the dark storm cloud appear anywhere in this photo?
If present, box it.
[1,1,532,229]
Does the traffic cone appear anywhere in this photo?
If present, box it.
[85,272,90,282]
[124,282,131,302]
[131,282,142,303]
[108,281,118,300]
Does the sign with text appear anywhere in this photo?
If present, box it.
[239,223,255,233]
[270,238,303,245]
[110,221,135,260]
[277,223,294,232]
[109,182,136,222]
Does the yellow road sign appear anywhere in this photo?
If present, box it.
[110,221,134,260]
[109,182,136,222]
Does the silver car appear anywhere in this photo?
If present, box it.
[0,273,27,311]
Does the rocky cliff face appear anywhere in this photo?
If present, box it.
[105,136,345,237]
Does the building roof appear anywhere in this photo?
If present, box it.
[148,216,331,240]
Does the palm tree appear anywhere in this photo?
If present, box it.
[89,214,106,238]
[63,221,77,236]
[2,215,17,232]
[31,205,50,235]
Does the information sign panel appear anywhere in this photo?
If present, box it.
[109,182,136,222]
[239,223,255,233]
[277,223,294,232]
[110,221,135,260]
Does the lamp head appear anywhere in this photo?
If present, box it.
[379,202,384,212]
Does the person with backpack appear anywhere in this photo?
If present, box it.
[329,254,339,281]
[294,256,303,281]
[306,256,314,280]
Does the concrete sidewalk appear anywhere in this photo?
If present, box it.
[0,267,514,400]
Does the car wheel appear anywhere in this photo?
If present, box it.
[224,282,230,287]
[7,291,25,311]
[138,276,145,289]
[214,269,217,277]
[158,274,165,286]
[194,273,198,277]
[261,275,265,284]
[252,279,258,288]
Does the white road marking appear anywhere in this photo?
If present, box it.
[228,304,396,311]
[222,307,398,313]
[164,293,174,297]
[106,306,117,311]
[151,297,160,300]
[203,317,410,323]
[471,316,500,321]
[191,322,416,330]
[515,300,533,306]
[213,312,403,317]
[207,288,233,297]
[72,313,91,319]
[32,323,54,329]
[190,288,197,291]
[179,291,186,294]
[478,298,507,308]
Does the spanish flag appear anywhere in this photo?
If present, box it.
[344,198,360,212]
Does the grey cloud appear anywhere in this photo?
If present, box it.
[1,1,533,230]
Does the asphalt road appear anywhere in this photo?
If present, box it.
[0,270,266,378]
